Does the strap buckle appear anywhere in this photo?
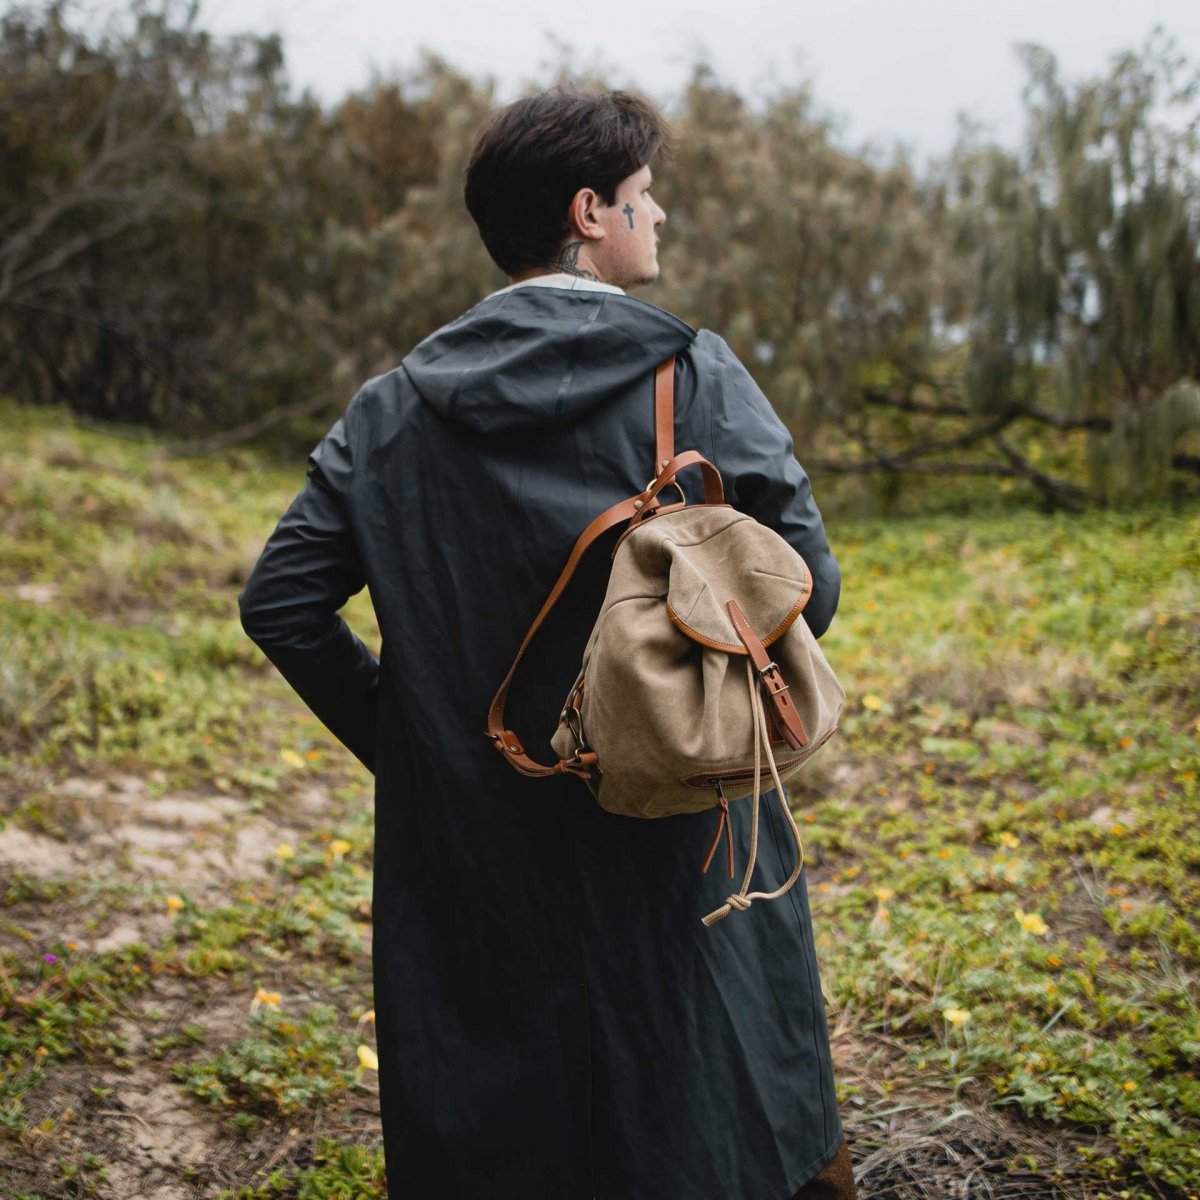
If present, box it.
[561,705,587,754]
[757,661,790,697]
[558,750,599,779]
[488,730,524,755]
[645,476,687,506]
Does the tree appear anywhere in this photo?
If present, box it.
[924,29,1200,503]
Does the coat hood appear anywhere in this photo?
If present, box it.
[401,284,697,434]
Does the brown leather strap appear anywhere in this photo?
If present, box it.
[726,598,808,750]
[654,356,675,479]
[486,490,647,777]
[489,354,685,777]
[626,449,724,528]
[700,792,735,878]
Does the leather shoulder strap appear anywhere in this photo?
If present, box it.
[487,354,678,777]
[654,356,675,477]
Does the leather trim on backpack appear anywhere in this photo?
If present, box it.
[665,589,807,654]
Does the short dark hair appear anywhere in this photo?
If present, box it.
[464,87,671,276]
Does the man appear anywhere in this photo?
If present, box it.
[239,87,855,1200]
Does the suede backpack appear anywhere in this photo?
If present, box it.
[487,355,845,925]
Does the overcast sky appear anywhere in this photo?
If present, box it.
[199,0,1198,166]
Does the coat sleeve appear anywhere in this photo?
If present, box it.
[704,333,841,639]
[238,391,379,773]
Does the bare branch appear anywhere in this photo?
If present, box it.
[165,392,340,458]
[0,65,181,304]
[821,404,1089,511]
[863,388,1113,431]
[6,205,157,298]
[815,457,1027,479]
[990,434,1088,510]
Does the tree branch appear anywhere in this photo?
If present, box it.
[863,387,1112,431]
[990,434,1087,510]
[165,391,339,457]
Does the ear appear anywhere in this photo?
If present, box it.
[566,187,606,242]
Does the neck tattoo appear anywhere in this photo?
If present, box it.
[551,241,600,281]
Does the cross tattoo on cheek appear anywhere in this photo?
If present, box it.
[622,203,634,229]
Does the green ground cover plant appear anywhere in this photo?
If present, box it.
[0,398,1196,1197]
[801,509,1199,1192]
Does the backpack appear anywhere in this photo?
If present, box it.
[487,354,845,925]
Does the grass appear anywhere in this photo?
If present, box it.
[802,509,1199,1194]
[0,396,1196,1198]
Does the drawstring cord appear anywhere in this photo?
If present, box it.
[701,657,806,927]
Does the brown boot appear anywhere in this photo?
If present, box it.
[790,1134,857,1200]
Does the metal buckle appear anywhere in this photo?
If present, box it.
[562,705,587,754]
[757,661,790,696]
[646,477,687,507]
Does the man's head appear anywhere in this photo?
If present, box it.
[464,87,670,290]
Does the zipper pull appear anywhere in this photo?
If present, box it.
[698,780,736,879]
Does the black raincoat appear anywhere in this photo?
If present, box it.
[239,276,845,1200]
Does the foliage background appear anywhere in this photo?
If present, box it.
[1,0,1198,513]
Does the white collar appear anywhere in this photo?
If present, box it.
[485,271,626,300]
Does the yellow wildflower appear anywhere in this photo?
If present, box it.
[874,887,895,903]
[250,987,282,1013]
[1015,908,1049,936]
[357,1045,379,1072]
[998,831,1020,849]
[1121,1080,1137,1091]
[279,749,306,770]
[165,894,185,912]
[274,843,295,859]
[862,694,883,712]
[942,1007,970,1026]
[329,838,352,860]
